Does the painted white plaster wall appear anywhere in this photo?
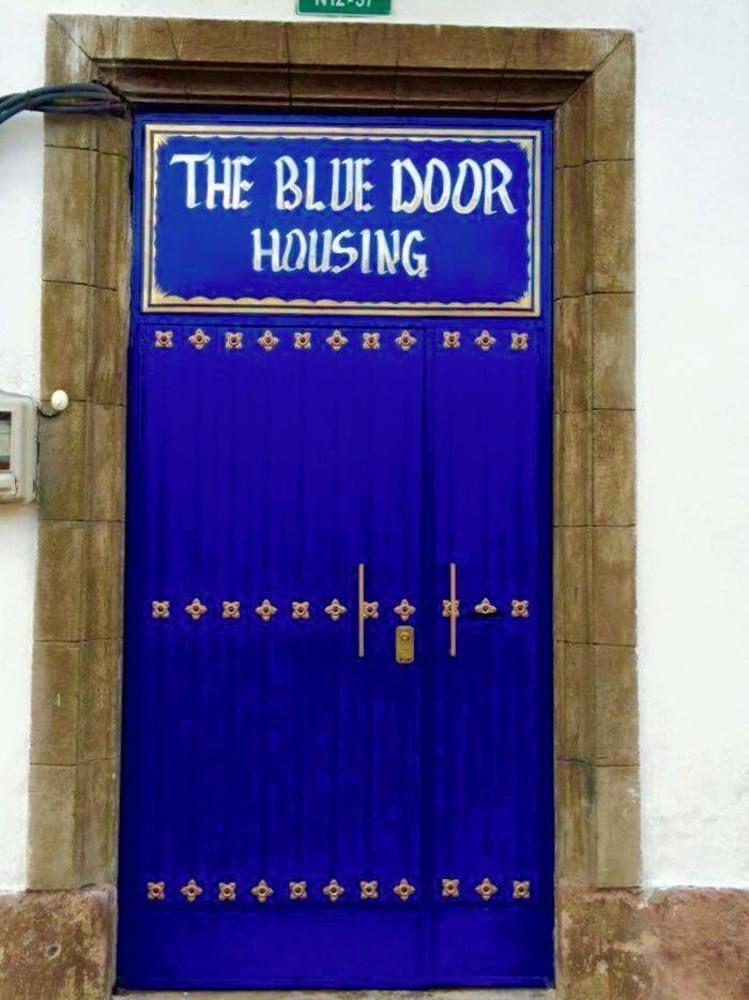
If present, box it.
[0,0,747,892]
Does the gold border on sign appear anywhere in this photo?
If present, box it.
[141,123,543,317]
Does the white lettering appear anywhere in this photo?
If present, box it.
[275,156,303,211]
[169,152,211,208]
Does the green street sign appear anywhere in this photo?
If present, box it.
[298,0,392,15]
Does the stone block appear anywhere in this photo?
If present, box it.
[592,527,636,645]
[592,292,635,410]
[27,765,77,890]
[35,521,86,643]
[593,410,635,526]
[30,642,80,767]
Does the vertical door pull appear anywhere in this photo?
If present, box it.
[357,563,379,657]
[442,562,459,657]
[358,563,365,657]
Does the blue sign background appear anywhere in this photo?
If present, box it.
[139,117,543,315]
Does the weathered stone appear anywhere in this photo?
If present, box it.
[557,887,650,998]
[27,765,78,890]
[82,522,124,640]
[556,642,593,762]
[558,887,749,999]
[506,28,626,73]
[559,527,593,644]
[35,521,86,642]
[396,24,513,70]
[592,527,636,645]
[593,410,635,526]
[170,18,288,64]
[287,20,399,67]
[45,15,93,86]
[588,36,634,162]
[592,292,635,410]
[595,765,640,888]
[646,889,749,1000]
[42,147,95,285]
[93,152,130,292]
[77,640,122,763]
[86,404,125,522]
[554,296,592,414]
[594,644,638,766]
[75,758,118,886]
[554,165,588,299]
[559,411,592,527]
[89,286,128,406]
[30,642,81,766]
[555,81,589,168]
[0,887,114,999]
[556,761,595,886]
[41,281,91,403]
[588,160,635,293]
[38,401,87,521]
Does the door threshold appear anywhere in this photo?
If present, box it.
[115,991,556,999]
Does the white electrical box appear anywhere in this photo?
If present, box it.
[0,391,37,504]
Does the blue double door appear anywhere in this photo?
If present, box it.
[118,320,553,990]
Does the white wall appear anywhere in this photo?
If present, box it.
[0,0,747,892]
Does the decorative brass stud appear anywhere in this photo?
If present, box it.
[511,332,529,351]
[292,601,310,620]
[475,329,496,351]
[222,600,240,619]
[218,882,237,902]
[289,881,307,900]
[185,598,207,620]
[258,330,279,352]
[396,330,417,351]
[324,598,347,622]
[475,877,498,902]
[442,598,460,618]
[511,599,530,618]
[362,331,380,350]
[154,330,173,348]
[441,878,460,898]
[474,597,497,616]
[225,331,243,350]
[180,879,203,903]
[255,599,277,622]
[393,598,415,622]
[394,878,416,902]
[362,600,379,620]
[294,331,312,350]
[151,600,170,619]
[443,331,461,349]
[326,330,348,351]
[188,328,211,351]
[513,880,531,900]
[323,879,345,902]
[251,880,274,903]
[147,881,165,900]
[360,880,379,900]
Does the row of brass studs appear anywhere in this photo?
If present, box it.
[147,877,531,903]
[153,329,529,352]
[152,598,530,621]
[443,598,530,618]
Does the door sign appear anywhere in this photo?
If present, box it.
[119,113,553,991]
[138,120,542,316]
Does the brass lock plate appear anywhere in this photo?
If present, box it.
[395,625,415,664]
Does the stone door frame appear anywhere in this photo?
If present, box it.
[28,15,636,997]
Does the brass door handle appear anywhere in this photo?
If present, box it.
[442,562,459,657]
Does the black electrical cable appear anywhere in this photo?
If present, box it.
[0,83,126,126]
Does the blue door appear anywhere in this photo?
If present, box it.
[119,113,553,990]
